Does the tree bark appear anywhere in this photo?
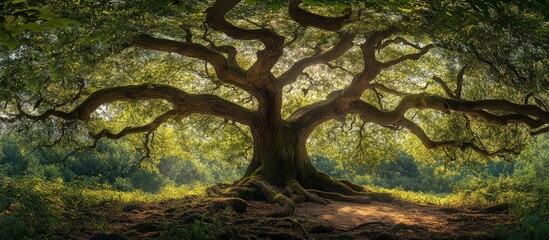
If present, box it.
[241,119,359,195]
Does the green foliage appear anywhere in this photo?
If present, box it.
[0,216,34,240]
[0,176,67,239]
[129,168,168,194]
[503,215,549,240]
[0,0,78,49]
[0,137,29,175]
[112,177,134,192]
[313,151,464,193]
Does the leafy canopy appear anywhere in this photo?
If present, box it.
[0,0,547,169]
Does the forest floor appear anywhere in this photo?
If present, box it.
[74,195,513,240]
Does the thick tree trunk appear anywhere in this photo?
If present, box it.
[244,122,308,184]
[241,120,358,195]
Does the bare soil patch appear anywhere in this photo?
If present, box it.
[77,196,513,240]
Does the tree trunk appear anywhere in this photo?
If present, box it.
[241,120,358,195]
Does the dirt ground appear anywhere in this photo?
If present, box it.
[76,196,514,240]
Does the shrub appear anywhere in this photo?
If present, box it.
[112,177,134,192]
[130,169,168,193]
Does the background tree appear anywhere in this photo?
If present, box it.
[1,0,547,216]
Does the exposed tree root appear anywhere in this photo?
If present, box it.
[286,179,329,205]
[206,174,393,217]
[251,180,295,217]
[308,189,372,204]
[338,179,366,192]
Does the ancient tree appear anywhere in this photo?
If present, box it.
[2,0,548,216]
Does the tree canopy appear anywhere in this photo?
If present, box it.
[1,0,548,216]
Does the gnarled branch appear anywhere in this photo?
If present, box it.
[279,32,356,85]
[397,118,519,157]
[205,0,284,79]
[288,0,352,32]
[90,110,178,141]
[391,93,549,124]
[348,100,529,157]
[16,84,257,126]
[134,34,251,93]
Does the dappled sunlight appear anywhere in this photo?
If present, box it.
[298,201,448,231]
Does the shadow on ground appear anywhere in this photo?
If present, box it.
[77,196,512,240]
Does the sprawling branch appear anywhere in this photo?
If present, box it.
[397,118,519,156]
[391,94,549,125]
[347,100,538,156]
[288,0,352,32]
[205,0,284,79]
[17,84,256,126]
[289,27,402,133]
[90,110,177,141]
[134,34,252,93]
[278,32,356,85]
[349,94,548,140]
[291,90,549,140]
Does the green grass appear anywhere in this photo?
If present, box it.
[0,176,207,239]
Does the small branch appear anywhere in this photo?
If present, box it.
[180,25,193,43]
[372,88,384,109]
[202,24,239,66]
[90,110,178,141]
[454,64,469,99]
[378,37,422,50]
[138,131,153,166]
[369,83,409,97]
[325,63,353,74]
[524,92,534,105]
[41,121,75,148]
[380,44,434,68]
[432,76,456,98]
[285,26,304,47]
[470,46,528,85]
[531,126,549,136]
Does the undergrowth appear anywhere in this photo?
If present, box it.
[0,175,206,239]
[1,173,547,239]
